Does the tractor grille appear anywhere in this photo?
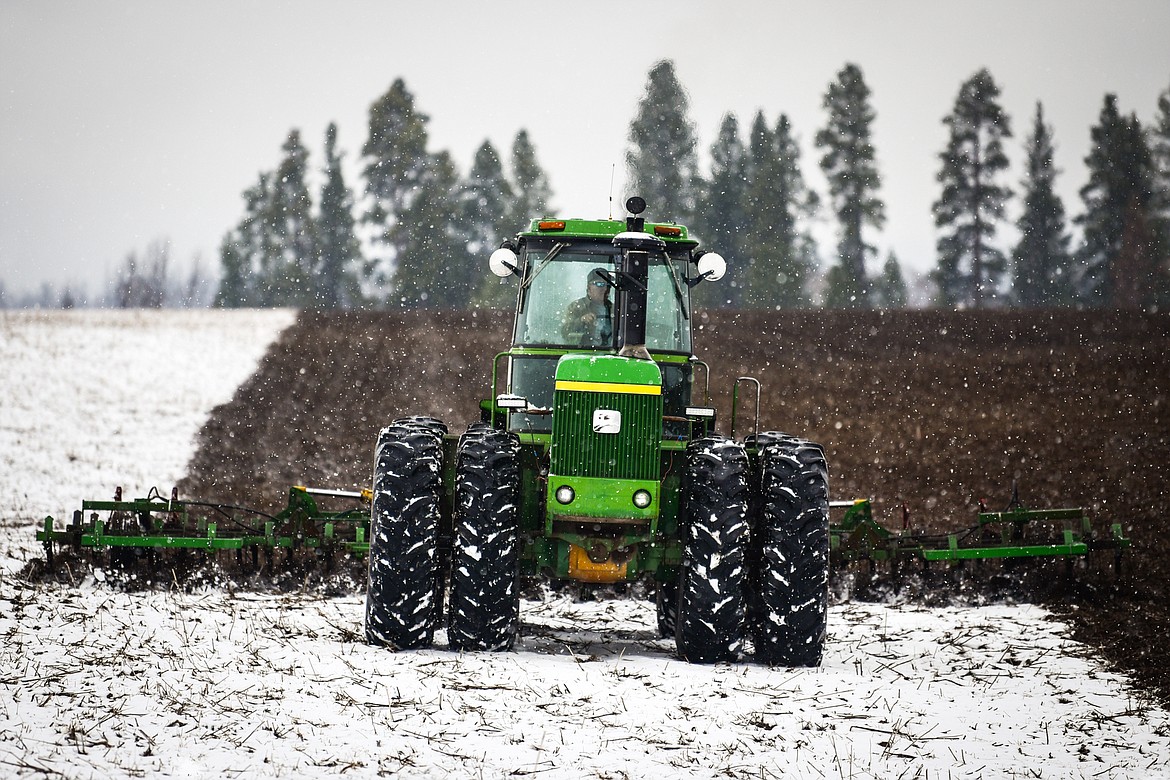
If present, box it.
[550,389,662,480]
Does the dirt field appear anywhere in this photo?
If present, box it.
[179,308,1170,703]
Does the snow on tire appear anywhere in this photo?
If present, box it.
[753,438,829,667]
[393,416,449,440]
[365,423,444,649]
[447,426,521,651]
[676,437,750,664]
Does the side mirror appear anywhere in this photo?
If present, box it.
[688,250,727,286]
[489,247,519,278]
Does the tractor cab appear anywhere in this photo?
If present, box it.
[487,198,725,437]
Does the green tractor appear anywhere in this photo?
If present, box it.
[365,198,831,665]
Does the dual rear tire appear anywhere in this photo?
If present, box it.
[364,420,520,652]
[669,432,829,666]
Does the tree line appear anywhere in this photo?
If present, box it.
[627,61,1170,311]
[16,60,1161,311]
[213,79,551,311]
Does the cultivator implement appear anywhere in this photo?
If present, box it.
[37,482,1130,578]
[37,485,373,572]
[830,491,1131,573]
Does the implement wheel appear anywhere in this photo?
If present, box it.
[364,422,444,649]
[752,438,829,667]
[447,426,521,651]
[676,437,750,663]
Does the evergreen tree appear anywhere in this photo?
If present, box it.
[1150,80,1170,307]
[509,129,553,228]
[1076,94,1157,309]
[317,123,363,308]
[816,63,885,308]
[215,130,319,308]
[742,112,819,308]
[362,79,431,300]
[215,234,248,308]
[216,171,274,307]
[464,140,513,257]
[465,140,517,308]
[932,69,1013,308]
[874,250,908,308]
[267,129,318,306]
[625,60,701,226]
[1012,103,1074,307]
[392,151,474,308]
[698,113,749,307]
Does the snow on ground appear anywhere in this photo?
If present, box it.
[1,310,1168,779]
[0,309,295,571]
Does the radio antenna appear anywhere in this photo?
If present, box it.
[608,163,616,220]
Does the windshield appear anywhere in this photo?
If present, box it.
[513,240,692,353]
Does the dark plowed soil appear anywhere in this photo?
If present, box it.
[179,308,1170,702]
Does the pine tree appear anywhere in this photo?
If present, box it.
[317,123,363,309]
[509,129,553,228]
[625,60,701,226]
[874,251,908,309]
[464,140,517,308]
[816,63,885,309]
[216,171,274,307]
[392,151,473,308]
[267,129,318,306]
[742,112,819,308]
[214,234,248,308]
[698,113,749,307]
[215,130,319,308]
[932,69,1013,308]
[1150,80,1170,307]
[362,79,431,301]
[1076,94,1157,309]
[1012,103,1074,307]
[464,140,513,256]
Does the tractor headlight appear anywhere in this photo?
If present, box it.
[632,489,652,509]
[555,485,575,505]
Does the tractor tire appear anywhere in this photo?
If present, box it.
[655,578,678,638]
[752,438,829,667]
[393,416,450,631]
[743,431,800,636]
[393,416,449,440]
[365,423,444,649]
[675,437,750,663]
[447,426,521,651]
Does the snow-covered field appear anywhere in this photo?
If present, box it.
[1,310,1168,779]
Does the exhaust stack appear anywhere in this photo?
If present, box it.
[612,197,662,361]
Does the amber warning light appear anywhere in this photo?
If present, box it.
[538,220,566,231]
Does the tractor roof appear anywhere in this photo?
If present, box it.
[520,218,694,245]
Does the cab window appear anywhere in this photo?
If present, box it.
[512,240,691,354]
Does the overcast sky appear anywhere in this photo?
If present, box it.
[2,1,1168,300]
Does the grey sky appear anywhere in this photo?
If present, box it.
[2,1,1168,299]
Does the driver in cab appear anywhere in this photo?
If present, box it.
[562,267,612,346]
